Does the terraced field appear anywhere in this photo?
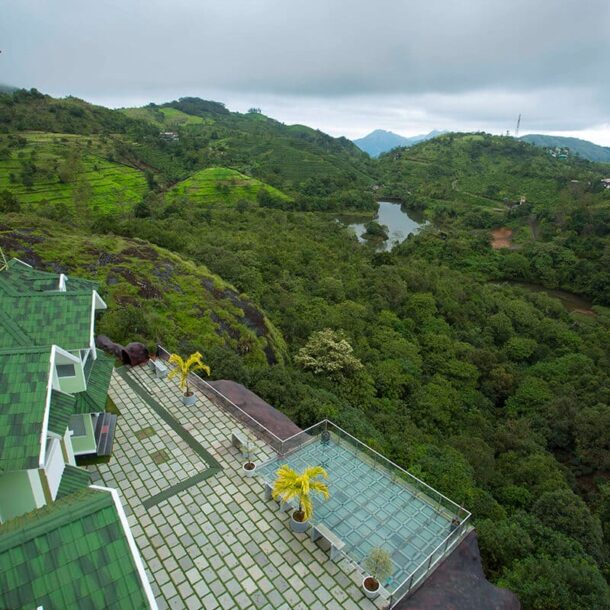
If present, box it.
[166,166,292,205]
[0,132,147,212]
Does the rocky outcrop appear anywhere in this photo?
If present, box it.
[96,335,149,366]
[396,531,520,610]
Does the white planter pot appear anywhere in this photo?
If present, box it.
[362,577,380,600]
[243,462,257,477]
[181,392,197,406]
[289,512,310,533]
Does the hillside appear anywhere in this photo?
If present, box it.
[166,167,291,207]
[354,128,443,157]
[520,134,610,164]
[378,132,608,208]
[1,90,376,209]
[2,90,610,608]
[0,132,147,214]
[121,97,376,200]
[0,214,287,367]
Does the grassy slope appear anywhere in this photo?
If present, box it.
[166,166,291,205]
[0,132,147,212]
[0,214,286,366]
[120,106,211,128]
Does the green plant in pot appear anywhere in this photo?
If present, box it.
[272,465,329,533]
[362,547,393,599]
[242,437,257,477]
[168,351,210,406]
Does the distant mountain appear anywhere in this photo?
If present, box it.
[353,129,444,157]
[520,134,610,163]
[0,83,18,93]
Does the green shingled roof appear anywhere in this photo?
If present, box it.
[0,487,152,610]
[0,349,51,471]
[74,351,115,414]
[56,465,92,499]
[0,260,109,472]
[0,259,98,350]
[48,391,76,436]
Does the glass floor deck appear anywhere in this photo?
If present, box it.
[257,434,455,590]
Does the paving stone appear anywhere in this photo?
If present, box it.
[95,367,385,610]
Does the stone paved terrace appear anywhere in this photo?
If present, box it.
[90,365,387,610]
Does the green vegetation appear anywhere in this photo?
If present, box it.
[363,547,393,586]
[0,215,286,367]
[166,167,291,207]
[0,132,147,215]
[379,133,610,303]
[272,465,330,522]
[521,134,610,164]
[1,90,610,608]
[167,352,211,396]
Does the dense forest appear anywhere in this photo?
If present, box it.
[2,89,610,609]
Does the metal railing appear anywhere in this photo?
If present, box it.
[156,347,471,607]
[258,420,471,608]
[156,345,287,453]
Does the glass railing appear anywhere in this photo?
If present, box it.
[157,346,471,607]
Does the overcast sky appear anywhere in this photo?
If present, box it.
[2,0,610,144]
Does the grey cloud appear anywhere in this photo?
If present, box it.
[1,0,609,137]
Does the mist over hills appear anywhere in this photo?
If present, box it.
[353,128,445,157]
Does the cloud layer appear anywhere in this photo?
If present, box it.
[2,0,609,141]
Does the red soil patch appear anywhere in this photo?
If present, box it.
[491,227,513,250]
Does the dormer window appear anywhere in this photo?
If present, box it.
[56,363,76,378]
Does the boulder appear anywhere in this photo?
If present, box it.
[96,335,149,366]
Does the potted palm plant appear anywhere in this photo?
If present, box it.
[362,547,393,600]
[168,351,211,406]
[272,465,329,533]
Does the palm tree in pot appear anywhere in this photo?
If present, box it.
[272,465,329,533]
[168,351,210,406]
[362,547,393,599]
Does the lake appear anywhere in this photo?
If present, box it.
[339,201,426,251]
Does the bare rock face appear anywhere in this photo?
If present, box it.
[396,531,520,610]
[96,335,149,366]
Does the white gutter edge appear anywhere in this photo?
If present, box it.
[39,346,57,468]
[90,485,159,610]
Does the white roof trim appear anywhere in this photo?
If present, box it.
[93,290,107,311]
[39,347,57,468]
[90,485,159,610]
[12,257,33,268]
[54,345,80,364]
[90,290,106,353]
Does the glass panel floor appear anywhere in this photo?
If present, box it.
[258,435,454,590]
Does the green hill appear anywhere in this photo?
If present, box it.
[129,97,376,199]
[520,134,610,164]
[0,214,286,367]
[0,132,147,214]
[378,132,608,210]
[1,90,376,209]
[166,166,291,206]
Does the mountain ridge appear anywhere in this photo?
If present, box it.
[520,133,610,163]
[353,128,444,157]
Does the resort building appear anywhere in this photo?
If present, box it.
[0,259,156,609]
